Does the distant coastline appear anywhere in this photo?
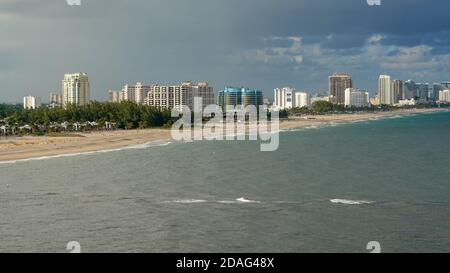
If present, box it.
[0,108,446,163]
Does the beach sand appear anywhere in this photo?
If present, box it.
[0,108,444,162]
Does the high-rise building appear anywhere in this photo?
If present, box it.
[433,82,450,102]
[62,73,90,107]
[144,81,215,111]
[439,90,450,102]
[49,93,62,106]
[294,92,311,108]
[416,83,429,102]
[121,82,151,104]
[108,82,152,104]
[392,80,403,103]
[329,73,352,104]
[217,87,263,112]
[274,87,294,109]
[403,80,429,102]
[108,90,121,103]
[344,88,369,107]
[23,96,41,109]
[379,75,394,105]
[403,80,416,100]
[187,81,216,110]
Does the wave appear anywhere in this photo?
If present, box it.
[162,199,208,204]
[161,198,375,206]
[163,197,262,204]
[330,199,374,205]
[127,140,172,149]
[216,197,263,204]
[280,124,328,133]
[236,197,261,203]
[214,197,260,203]
[216,197,262,204]
[280,112,435,132]
[0,139,173,165]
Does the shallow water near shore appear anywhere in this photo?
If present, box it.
[0,111,449,252]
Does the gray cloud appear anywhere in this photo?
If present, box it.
[1,0,450,102]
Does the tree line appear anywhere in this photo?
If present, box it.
[2,100,448,131]
[278,101,449,118]
[3,101,174,130]
[0,104,22,119]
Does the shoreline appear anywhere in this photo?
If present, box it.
[0,108,446,163]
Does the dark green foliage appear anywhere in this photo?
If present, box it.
[5,101,173,129]
[0,104,22,119]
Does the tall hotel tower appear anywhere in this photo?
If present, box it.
[62,73,90,107]
[379,75,394,105]
[329,73,352,104]
[392,79,403,103]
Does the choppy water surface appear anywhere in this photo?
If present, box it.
[1,111,449,252]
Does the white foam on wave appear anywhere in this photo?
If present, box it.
[162,197,262,204]
[330,199,374,205]
[127,140,172,149]
[236,197,261,203]
[217,197,262,204]
[280,121,352,133]
[280,124,325,133]
[162,199,208,204]
[0,139,173,165]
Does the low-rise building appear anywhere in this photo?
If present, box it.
[311,95,331,105]
[397,98,416,106]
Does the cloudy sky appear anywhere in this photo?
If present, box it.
[1,0,450,102]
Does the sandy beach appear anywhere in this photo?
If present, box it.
[0,108,445,162]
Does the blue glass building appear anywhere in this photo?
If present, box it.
[217,87,263,111]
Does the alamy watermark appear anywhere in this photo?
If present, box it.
[367,241,381,253]
[171,98,279,152]
[367,0,381,6]
[66,241,81,253]
[67,0,81,6]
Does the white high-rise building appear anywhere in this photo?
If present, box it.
[108,90,121,103]
[120,82,151,104]
[379,75,394,105]
[23,96,41,109]
[439,90,450,102]
[344,88,369,107]
[62,73,90,107]
[294,92,311,108]
[49,93,62,105]
[274,87,294,110]
[144,81,214,111]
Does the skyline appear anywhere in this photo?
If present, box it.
[12,71,448,105]
[2,0,450,102]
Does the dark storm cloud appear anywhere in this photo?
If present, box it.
[1,0,450,102]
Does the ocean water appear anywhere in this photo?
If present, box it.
[1,111,449,253]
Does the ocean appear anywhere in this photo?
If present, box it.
[1,111,449,253]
